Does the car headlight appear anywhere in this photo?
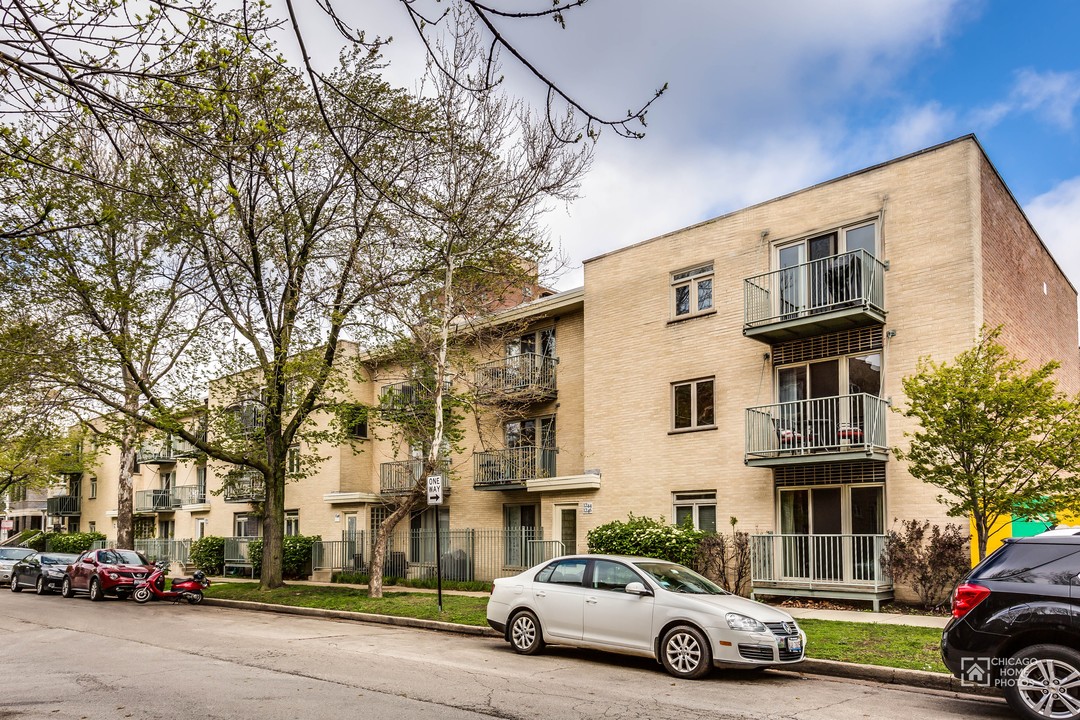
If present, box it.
[108,572,119,580]
[726,613,767,633]
[45,569,64,578]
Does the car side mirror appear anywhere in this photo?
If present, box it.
[625,582,653,597]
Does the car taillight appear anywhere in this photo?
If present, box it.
[951,583,990,619]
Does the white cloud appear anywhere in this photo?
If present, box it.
[972,69,1080,131]
[1027,177,1080,288]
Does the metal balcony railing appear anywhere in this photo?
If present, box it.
[750,533,891,590]
[9,499,47,513]
[745,394,888,463]
[138,434,200,464]
[379,380,452,416]
[170,485,206,506]
[379,459,450,496]
[46,496,80,516]
[475,353,557,398]
[224,472,265,503]
[744,249,886,332]
[474,446,557,488]
[135,489,177,512]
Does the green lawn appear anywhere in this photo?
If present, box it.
[203,584,946,673]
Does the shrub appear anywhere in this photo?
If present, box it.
[586,514,705,566]
[883,519,970,609]
[695,518,751,596]
[249,535,320,579]
[190,536,225,575]
[34,531,105,553]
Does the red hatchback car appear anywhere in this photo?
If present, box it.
[61,548,155,601]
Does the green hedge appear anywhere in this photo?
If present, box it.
[190,536,225,575]
[586,515,705,566]
[249,535,320,579]
[35,531,106,553]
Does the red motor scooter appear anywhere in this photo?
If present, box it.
[133,561,210,604]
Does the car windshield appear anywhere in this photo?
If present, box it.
[42,554,79,565]
[0,548,33,561]
[100,550,148,565]
[634,561,727,595]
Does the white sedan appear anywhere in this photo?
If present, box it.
[486,554,806,679]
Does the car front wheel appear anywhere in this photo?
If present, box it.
[1005,644,1080,720]
[61,576,75,598]
[660,625,713,679]
[9,575,20,592]
[508,610,545,655]
[35,576,48,595]
[88,577,103,602]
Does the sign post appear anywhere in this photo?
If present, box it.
[427,475,444,612]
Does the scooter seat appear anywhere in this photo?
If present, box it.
[170,577,192,585]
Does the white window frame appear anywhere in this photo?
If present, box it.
[89,477,97,499]
[671,377,716,431]
[671,262,714,319]
[673,491,717,532]
[284,510,299,537]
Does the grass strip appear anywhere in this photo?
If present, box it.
[204,585,947,673]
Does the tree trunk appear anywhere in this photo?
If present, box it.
[259,461,285,589]
[368,493,420,598]
[116,442,134,549]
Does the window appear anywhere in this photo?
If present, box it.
[287,445,301,475]
[671,263,714,318]
[507,327,556,359]
[134,517,155,540]
[672,378,715,430]
[591,559,645,592]
[776,353,882,446]
[88,521,96,533]
[234,513,259,538]
[504,504,539,567]
[131,454,140,475]
[776,221,877,317]
[159,520,175,539]
[196,466,207,503]
[345,404,368,439]
[536,558,587,586]
[89,477,97,499]
[673,492,717,532]
[285,510,299,537]
[195,518,207,540]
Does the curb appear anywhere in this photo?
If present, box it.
[201,598,996,698]
[202,598,501,637]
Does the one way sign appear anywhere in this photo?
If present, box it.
[427,475,443,505]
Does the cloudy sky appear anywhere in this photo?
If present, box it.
[292,1,1080,291]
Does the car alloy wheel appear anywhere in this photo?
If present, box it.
[509,610,545,655]
[660,625,713,680]
[88,577,103,602]
[9,575,20,592]
[61,576,75,599]
[35,576,47,595]
[1006,644,1080,720]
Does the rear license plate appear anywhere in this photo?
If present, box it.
[786,636,802,653]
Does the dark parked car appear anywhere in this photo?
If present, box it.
[941,529,1080,720]
[0,547,35,585]
[61,548,155,601]
[10,552,81,594]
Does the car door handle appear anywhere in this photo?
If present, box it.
[586,597,598,604]
[535,591,547,598]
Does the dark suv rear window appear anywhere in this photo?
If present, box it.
[972,543,1080,585]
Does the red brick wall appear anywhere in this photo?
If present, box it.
[981,155,1080,394]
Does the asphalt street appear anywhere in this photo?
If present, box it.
[0,590,1011,720]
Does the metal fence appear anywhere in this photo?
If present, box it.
[224,536,258,577]
[311,528,564,582]
[135,538,191,565]
[750,533,891,590]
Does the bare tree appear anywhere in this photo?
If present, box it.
[360,11,590,597]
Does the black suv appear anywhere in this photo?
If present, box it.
[942,531,1080,720]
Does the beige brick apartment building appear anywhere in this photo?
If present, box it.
[18,135,1078,606]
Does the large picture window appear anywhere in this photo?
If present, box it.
[672,378,715,431]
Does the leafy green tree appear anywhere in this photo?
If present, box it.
[896,327,1080,561]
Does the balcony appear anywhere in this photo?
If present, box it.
[138,435,199,465]
[135,489,177,513]
[475,353,557,401]
[743,249,886,343]
[474,446,557,490]
[750,533,893,610]
[46,496,80,516]
[224,472,265,503]
[379,459,450,496]
[745,394,889,467]
[378,380,451,419]
[170,485,206,506]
